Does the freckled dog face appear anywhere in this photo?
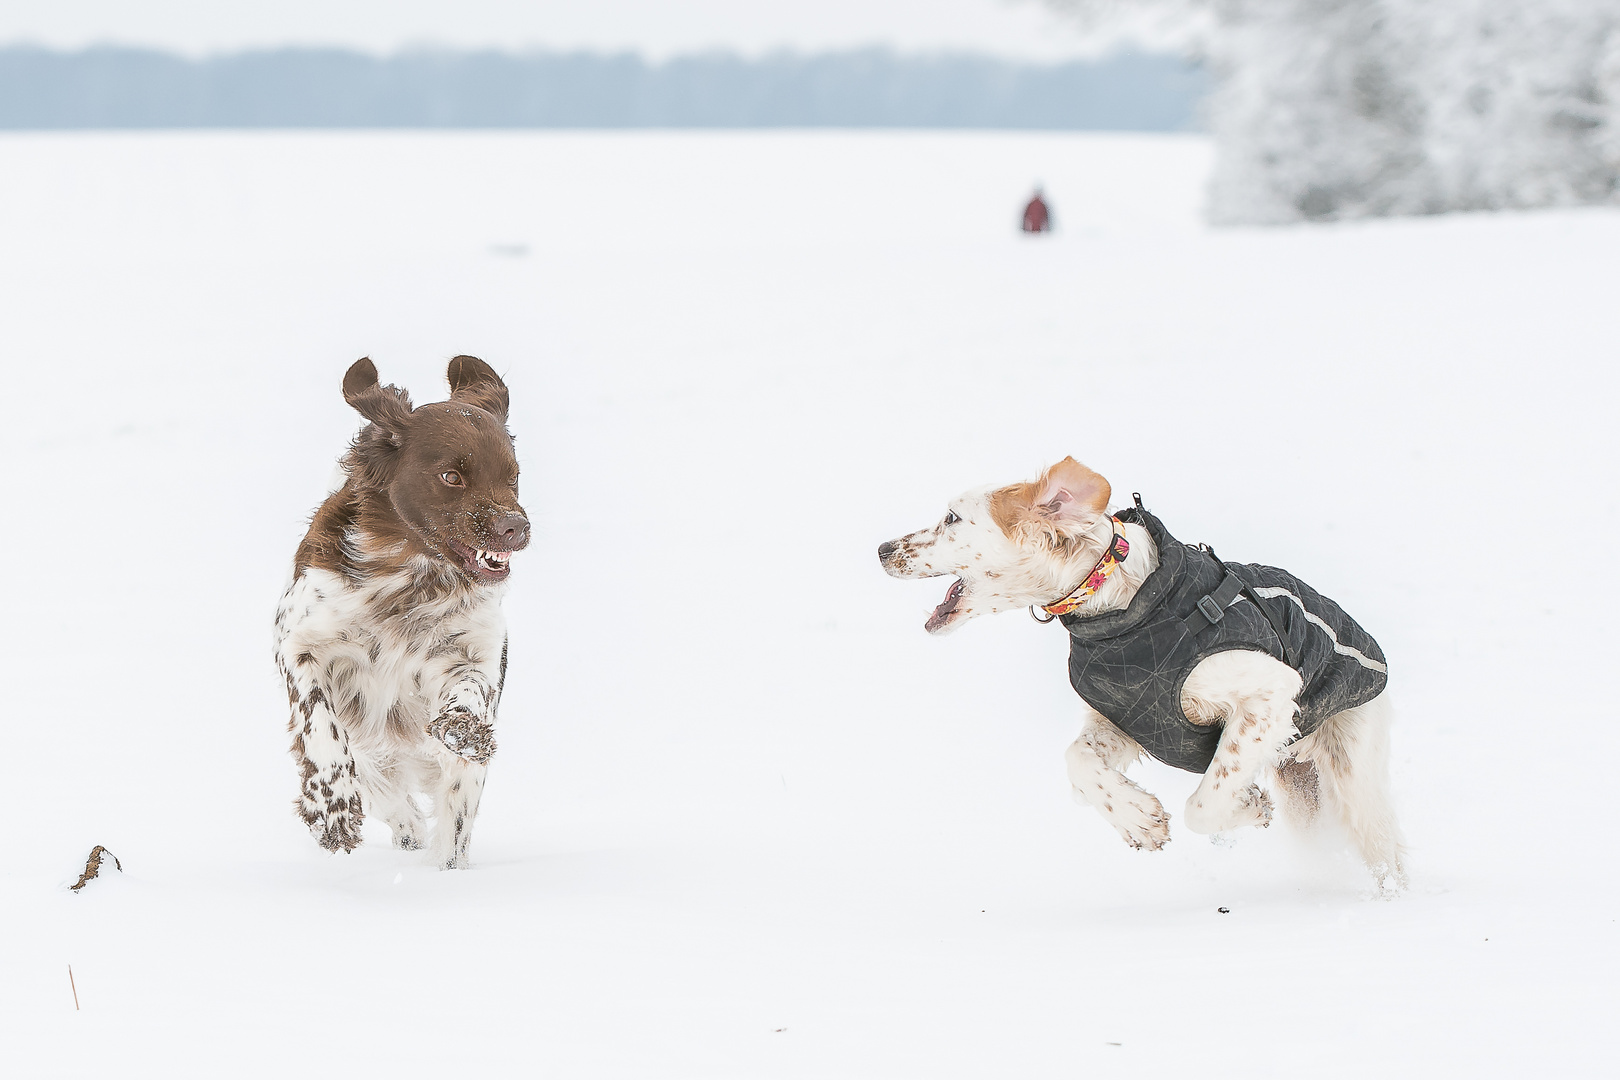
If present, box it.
[877,487,1042,634]
[877,458,1113,634]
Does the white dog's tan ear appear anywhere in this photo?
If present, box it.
[1033,457,1110,527]
[991,457,1111,543]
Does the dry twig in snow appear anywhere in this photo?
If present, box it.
[69,846,121,892]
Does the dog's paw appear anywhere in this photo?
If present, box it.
[296,789,364,853]
[1232,784,1273,829]
[428,709,497,764]
[1187,784,1273,834]
[384,801,427,851]
[389,823,424,851]
[316,815,364,853]
[1098,791,1171,852]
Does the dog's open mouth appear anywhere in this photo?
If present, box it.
[447,540,514,582]
[925,578,965,633]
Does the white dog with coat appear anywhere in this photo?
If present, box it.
[878,457,1406,892]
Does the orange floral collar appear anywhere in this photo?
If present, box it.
[1041,517,1130,617]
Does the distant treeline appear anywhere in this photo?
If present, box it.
[0,46,1204,130]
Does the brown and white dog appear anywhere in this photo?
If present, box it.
[274,356,528,869]
[878,457,1406,892]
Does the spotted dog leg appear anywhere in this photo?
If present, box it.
[1183,696,1299,835]
[1175,652,1303,836]
[1065,705,1170,851]
[428,756,488,870]
[283,667,365,854]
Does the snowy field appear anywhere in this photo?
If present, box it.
[1,131,1616,1077]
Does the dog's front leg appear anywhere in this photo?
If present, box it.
[1065,706,1170,851]
[281,662,365,853]
[427,699,493,870]
[423,642,505,869]
[1181,655,1303,835]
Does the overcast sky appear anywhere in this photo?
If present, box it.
[0,1,1124,61]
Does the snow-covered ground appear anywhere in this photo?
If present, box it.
[1,131,1615,1077]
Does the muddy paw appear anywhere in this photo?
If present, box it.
[311,807,364,853]
[317,819,362,853]
[428,709,497,764]
[1105,793,1171,852]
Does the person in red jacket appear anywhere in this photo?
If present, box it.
[1021,188,1051,233]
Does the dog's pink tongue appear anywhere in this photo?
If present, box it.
[925,579,964,632]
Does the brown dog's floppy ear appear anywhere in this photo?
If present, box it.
[447,355,509,421]
[342,357,413,437]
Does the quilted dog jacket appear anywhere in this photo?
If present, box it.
[1059,505,1388,773]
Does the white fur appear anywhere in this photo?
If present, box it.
[273,545,509,869]
[881,474,1407,892]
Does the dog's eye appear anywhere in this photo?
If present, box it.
[943,511,961,526]
[440,471,465,487]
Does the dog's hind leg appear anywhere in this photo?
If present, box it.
[361,755,427,851]
[1298,693,1407,893]
[427,755,488,870]
[1065,706,1170,851]
[1181,652,1302,835]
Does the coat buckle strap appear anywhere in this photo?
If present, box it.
[1182,572,1247,636]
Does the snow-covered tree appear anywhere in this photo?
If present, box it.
[1046,0,1620,222]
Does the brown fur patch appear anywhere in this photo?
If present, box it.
[988,481,1040,538]
[295,487,362,578]
[1274,758,1322,822]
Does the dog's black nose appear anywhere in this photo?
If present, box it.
[877,541,897,560]
[493,514,530,549]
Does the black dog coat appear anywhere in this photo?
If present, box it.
[1059,504,1388,773]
